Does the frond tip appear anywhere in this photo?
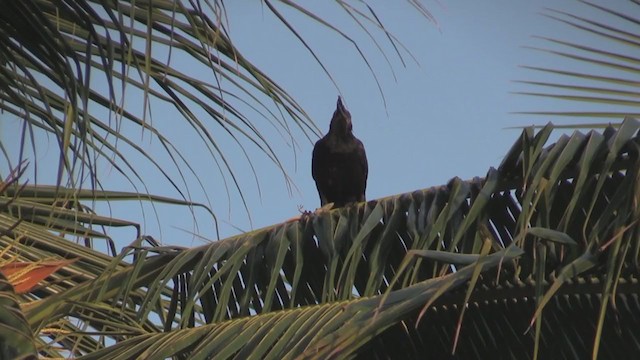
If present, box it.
[518,1,640,122]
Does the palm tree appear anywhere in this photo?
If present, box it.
[1,1,639,359]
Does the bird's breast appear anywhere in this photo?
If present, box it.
[324,136,360,153]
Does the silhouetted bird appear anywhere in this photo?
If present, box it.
[312,97,368,208]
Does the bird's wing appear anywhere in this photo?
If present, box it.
[311,139,324,182]
[356,139,368,199]
[312,139,330,205]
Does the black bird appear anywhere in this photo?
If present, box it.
[312,97,368,208]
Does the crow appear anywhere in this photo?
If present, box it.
[312,97,368,208]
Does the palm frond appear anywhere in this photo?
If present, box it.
[0,272,37,359]
[76,248,522,360]
[10,117,640,358]
[0,0,430,220]
[519,1,640,124]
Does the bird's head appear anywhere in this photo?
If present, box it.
[329,96,352,136]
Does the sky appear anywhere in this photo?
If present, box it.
[2,0,636,247]
[174,0,618,241]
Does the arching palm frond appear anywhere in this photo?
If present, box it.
[9,118,640,358]
[517,0,640,124]
[0,0,427,212]
[1,0,302,191]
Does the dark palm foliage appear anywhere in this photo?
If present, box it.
[0,272,37,359]
[4,118,639,358]
[0,0,433,207]
[0,0,312,193]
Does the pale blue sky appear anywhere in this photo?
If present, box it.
[2,1,635,246]
[179,0,617,240]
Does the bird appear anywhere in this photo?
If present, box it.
[312,96,368,208]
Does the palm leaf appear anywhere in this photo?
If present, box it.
[0,271,37,359]
[8,117,639,358]
[76,247,523,360]
[518,1,640,124]
[0,0,429,219]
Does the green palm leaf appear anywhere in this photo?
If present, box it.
[7,117,639,358]
[518,1,640,124]
[77,247,523,360]
[0,272,37,359]
[0,0,427,214]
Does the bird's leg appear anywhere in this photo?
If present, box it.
[284,205,313,223]
[284,202,336,223]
